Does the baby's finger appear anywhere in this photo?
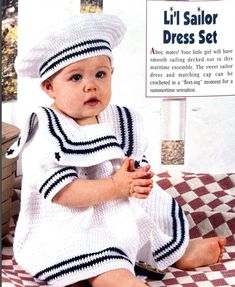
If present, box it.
[131,192,150,199]
[133,185,152,194]
[144,164,151,172]
[132,169,149,179]
[128,159,135,172]
[142,171,155,179]
[134,178,153,187]
[121,157,130,170]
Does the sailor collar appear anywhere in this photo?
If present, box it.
[6,105,139,167]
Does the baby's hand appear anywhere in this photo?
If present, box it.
[128,159,154,199]
[112,158,154,199]
[128,159,155,179]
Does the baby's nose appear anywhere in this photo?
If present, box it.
[83,78,97,92]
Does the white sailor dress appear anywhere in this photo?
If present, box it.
[6,104,189,286]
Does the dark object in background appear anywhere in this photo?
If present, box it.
[135,261,166,280]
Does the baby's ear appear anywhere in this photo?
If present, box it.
[41,79,54,98]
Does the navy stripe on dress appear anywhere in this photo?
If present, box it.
[39,167,78,199]
[34,247,132,282]
[116,106,134,157]
[27,112,38,141]
[152,198,186,262]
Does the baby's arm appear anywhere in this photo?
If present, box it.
[52,158,153,207]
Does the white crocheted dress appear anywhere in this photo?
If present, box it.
[6,104,189,286]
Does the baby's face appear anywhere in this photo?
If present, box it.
[42,55,113,125]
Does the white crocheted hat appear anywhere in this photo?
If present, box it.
[15,13,126,81]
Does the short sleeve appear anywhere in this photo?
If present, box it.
[37,165,78,201]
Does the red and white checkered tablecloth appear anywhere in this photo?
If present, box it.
[2,172,235,287]
[2,216,50,287]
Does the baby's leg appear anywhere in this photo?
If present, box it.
[88,268,147,287]
[175,237,226,270]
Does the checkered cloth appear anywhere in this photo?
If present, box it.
[2,172,235,287]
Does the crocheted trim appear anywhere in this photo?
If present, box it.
[34,247,131,281]
[6,112,38,158]
[116,105,134,157]
[6,105,148,167]
[43,107,121,155]
[153,198,186,262]
[39,167,78,199]
[28,112,38,139]
[40,39,112,78]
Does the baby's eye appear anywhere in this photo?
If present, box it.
[70,74,82,81]
[96,71,106,79]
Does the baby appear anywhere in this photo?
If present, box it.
[7,13,225,287]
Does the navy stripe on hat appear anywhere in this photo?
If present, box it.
[15,14,126,79]
[39,39,112,77]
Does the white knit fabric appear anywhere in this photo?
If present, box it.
[6,105,189,286]
[14,13,126,81]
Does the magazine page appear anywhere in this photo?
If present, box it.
[1,1,235,287]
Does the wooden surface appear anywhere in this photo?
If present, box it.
[2,122,20,237]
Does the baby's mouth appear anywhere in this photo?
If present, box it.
[84,97,99,106]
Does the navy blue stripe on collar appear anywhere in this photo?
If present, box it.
[42,107,121,155]
[116,106,134,157]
